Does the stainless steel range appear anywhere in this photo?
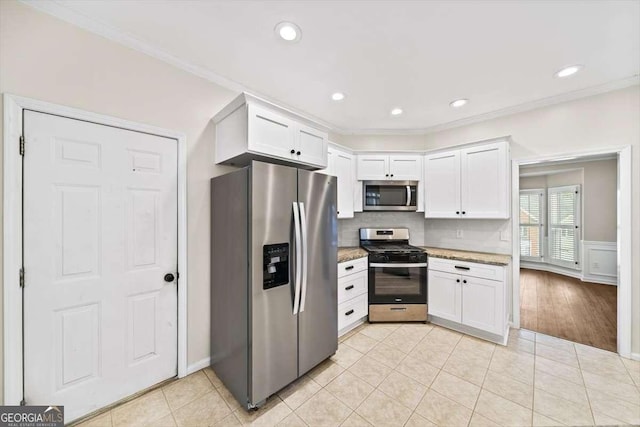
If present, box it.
[360,228,428,322]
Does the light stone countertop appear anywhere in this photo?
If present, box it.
[338,246,510,266]
[337,247,368,263]
[421,247,511,266]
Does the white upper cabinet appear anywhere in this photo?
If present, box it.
[247,104,296,160]
[424,151,461,217]
[323,145,355,219]
[389,155,423,181]
[424,140,509,219]
[356,154,422,180]
[296,123,328,166]
[356,155,388,180]
[214,93,328,169]
[460,142,508,218]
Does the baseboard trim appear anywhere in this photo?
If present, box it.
[429,316,507,346]
[520,262,617,286]
[338,316,368,338]
[187,357,211,375]
[631,353,640,362]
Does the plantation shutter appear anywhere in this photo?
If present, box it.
[547,185,581,269]
[519,189,544,261]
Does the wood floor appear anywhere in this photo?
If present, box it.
[520,268,617,352]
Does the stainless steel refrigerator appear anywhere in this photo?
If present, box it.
[210,161,338,409]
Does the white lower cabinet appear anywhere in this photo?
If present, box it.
[337,257,368,336]
[428,258,506,338]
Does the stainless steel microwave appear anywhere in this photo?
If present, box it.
[363,181,418,211]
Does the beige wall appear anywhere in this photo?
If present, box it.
[0,1,241,402]
[520,159,617,242]
[342,86,640,355]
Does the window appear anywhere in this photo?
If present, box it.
[519,190,544,261]
[547,185,581,269]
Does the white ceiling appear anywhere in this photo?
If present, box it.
[26,0,640,133]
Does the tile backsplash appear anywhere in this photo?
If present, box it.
[338,212,426,246]
[338,214,512,255]
[424,219,512,254]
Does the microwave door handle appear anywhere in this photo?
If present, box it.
[299,202,308,313]
[292,202,302,315]
[406,186,411,206]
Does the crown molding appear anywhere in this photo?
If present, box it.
[22,0,638,137]
[343,75,639,136]
[20,0,344,134]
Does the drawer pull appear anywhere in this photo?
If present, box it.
[454,265,470,270]
[345,285,355,290]
[345,309,355,316]
[390,307,407,311]
[345,265,355,271]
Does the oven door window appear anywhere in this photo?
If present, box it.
[369,265,426,304]
[365,185,417,208]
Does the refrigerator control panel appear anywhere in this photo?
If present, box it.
[263,243,290,290]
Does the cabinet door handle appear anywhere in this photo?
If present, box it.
[345,309,354,316]
[463,280,467,284]
[456,211,460,214]
[290,149,295,154]
[390,307,407,311]
[454,266,470,270]
[296,151,301,156]
[456,279,460,283]
[345,285,355,290]
[385,174,389,177]
[462,211,466,214]
[390,174,394,177]
[345,265,354,271]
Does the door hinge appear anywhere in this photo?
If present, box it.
[19,267,25,288]
[19,135,25,156]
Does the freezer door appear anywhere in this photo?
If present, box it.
[297,170,338,375]
[250,162,299,405]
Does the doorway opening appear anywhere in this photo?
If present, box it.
[511,147,632,358]
[518,154,617,351]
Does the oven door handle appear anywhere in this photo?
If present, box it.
[370,263,428,268]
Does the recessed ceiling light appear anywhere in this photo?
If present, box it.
[450,99,468,108]
[390,108,403,116]
[275,21,302,42]
[555,65,583,78]
[331,92,345,101]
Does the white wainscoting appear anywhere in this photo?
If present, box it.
[521,240,617,286]
[582,241,617,285]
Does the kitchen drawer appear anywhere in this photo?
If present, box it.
[338,270,367,305]
[428,257,504,281]
[338,257,368,279]
[338,293,368,332]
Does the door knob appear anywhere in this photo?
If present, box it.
[164,273,175,283]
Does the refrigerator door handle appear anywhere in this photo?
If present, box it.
[292,202,302,315]
[299,202,308,313]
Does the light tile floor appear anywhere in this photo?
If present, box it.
[75,323,640,427]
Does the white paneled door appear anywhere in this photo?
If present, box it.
[23,111,178,422]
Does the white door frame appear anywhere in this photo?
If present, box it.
[3,94,189,405]
[511,145,633,359]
